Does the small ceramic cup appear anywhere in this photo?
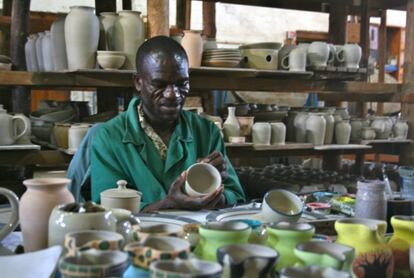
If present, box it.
[124,235,191,270]
[64,230,125,256]
[261,189,303,223]
[185,163,221,197]
[132,222,183,242]
[149,259,223,278]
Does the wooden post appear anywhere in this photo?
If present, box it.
[203,2,216,38]
[185,0,192,30]
[3,0,12,16]
[401,0,414,165]
[10,0,31,115]
[147,0,169,37]
[176,0,187,30]
[95,1,116,14]
[122,0,132,10]
[377,10,387,116]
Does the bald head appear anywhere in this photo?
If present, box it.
[135,36,188,75]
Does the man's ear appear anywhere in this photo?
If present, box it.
[133,73,142,94]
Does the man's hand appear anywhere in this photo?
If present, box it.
[198,151,228,181]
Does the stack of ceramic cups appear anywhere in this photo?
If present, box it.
[202,49,242,68]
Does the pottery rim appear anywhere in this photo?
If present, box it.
[65,230,124,248]
[218,243,278,264]
[263,189,303,217]
[149,259,222,276]
[295,241,353,261]
[125,235,190,251]
[201,221,250,232]
[392,215,414,221]
[268,222,314,231]
[117,10,141,15]
[23,178,71,188]
[335,218,386,231]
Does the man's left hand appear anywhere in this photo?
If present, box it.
[198,151,228,181]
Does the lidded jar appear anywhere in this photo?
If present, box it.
[100,180,142,214]
[355,179,387,220]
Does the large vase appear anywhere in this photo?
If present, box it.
[223,107,240,142]
[252,122,271,145]
[294,112,308,143]
[306,113,326,145]
[335,218,394,278]
[42,31,54,71]
[24,37,32,71]
[350,118,369,142]
[181,30,203,68]
[99,12,117,51]
[323,112,335,144]
[335,120,351,144]
[50,14,68,71]
[28,34,39,71]
[19,178,74,252]
[35,32,45,71]
[393,119,409,139]
[114,11,145,70]
[65,6,100,70]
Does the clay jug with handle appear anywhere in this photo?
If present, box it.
[0,105,29,145]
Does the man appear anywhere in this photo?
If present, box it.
[91,36,245,211]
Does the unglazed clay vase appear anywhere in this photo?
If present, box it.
[181,30,203,68]
[20,178,75,252]
[335,218,394,278]
[28,34,39,71]
[294,112,308,143]
[335,120,351,144]
[393,119,409,139]
[371,116,393,139]
[42,31,54,71]
[252,122,271,145]
[306,113,326,145]
[350,118,370,142]
[307,41,330,67]
[114,11,144,70]
[217,244,279,278]
[266,222,315,271]
[388,216,414,277]
[338,44,362,69]
[323,112,335,145]
[99,12,117,51]
[50,14,68,70]
[35,32,45,71]
[223,107,240,142]
[65,6,100,70]
[271,122,286,145]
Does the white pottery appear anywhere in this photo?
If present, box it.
[306,113,326,146]
[307,41,330,67]
[223,107,240,142]
[280,266,351,278]
[278,44,295,69]
[281,47,307,72]
[51,14,68,71]
[361,127,376,140]
[99,12,118,51]
[393,119,409,139]
[350,118,370,142]
[181,30,203,68]
[335,120,351,144]
[261,189,303,223]
[327,44,336,66]
[287,110,299,142]
[64,230,124,256]
[271,122,286,145]
[185,163,221,197]
[14,113,31,144]
[42,31,54,71]
[109,208,139,243]
[334,45,345,66]
[0,188,19,241]
[338,44,362,69]
[371,116,393,139]
[150,259,223,278]
[35,32,45,71]
[28,34,39,71]
[97,51,126,69]
[323,112,335,145]
[252,122,271,145]
[65,6,100,70]
[241,48,279,70]
[24,37,32,71]
[101,180,142,213]
[334,107,349,121]
[203,37,217,50]
[114,11,145,70]
[68,123,90,151]
[294,112,309,143]
[0,105,29,145]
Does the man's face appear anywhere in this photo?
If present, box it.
[135,52,190,124]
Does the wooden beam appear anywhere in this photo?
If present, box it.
[147,0,169,37]
[95,0,116,14]
[176,0,187,30]
[3,0,12,16]
[202,1,216,38]
[122,0,132,10]
[377,10,387,115]
[185,0,192,30]
[328,4,347,44]
[401,0,414,165]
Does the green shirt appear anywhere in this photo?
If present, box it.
[91,97,245,209]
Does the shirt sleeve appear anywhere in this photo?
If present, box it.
[209,124,246,205]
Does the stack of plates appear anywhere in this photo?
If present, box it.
[202,49,242,68]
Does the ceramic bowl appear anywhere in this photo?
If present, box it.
[149,259,222,278]
[97,51,126,70]
[185,163,221,197]
[124,235,190,270]
[64,230,125,256]
[59,249,128,278]
[132,222,183,242]
[280,266,351,278]
[261,189,303,223]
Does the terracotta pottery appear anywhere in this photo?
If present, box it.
[42,31,54,71]
[294,112,308,143]
[393,119,409,139]
[50,14,68,71]
[335,120,351,144]
[114,11,145,70]
[271,122,286,145]
[35,32,45,71]
[335,218,394,278]
[99,12,117,51]
[20,178,75,252]
[65,6,100,70]
[252,122,271,145]
[181,30,203,68]
[323,112,335,145]
[223,107,240,142]
[306,113,326,145]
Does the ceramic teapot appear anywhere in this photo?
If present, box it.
[100,180,142,213]
[0,105,29,145]
[0,188,19,242]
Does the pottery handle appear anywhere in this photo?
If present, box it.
[328,50,335,64]
[336,49,345,63]
[0,188,19,241]
[281,55,290,70]
[12,115,29,141]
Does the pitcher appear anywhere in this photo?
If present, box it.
[335,218,394,278]
[0,105,29,145]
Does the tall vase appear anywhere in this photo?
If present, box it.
[181,30,203,68]
[99,12,118,51]
[35,32,45,71]
[271,122,286,145]
[335,120,351,144]
[323,112,335,144]
[223,107,240,142]
[24,37,32,71]
[114,11,145,70]
[294,112,308,143]
[252,122,271,145]
[51,14,68,71]
[28,34,39,72]
[19,178,74,252]
[306,113,326,145]
[42,31,54,71]
[65,6,100,70]
[393,119,409,139]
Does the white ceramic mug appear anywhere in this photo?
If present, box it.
[261,189,303,223]
[185,163,221,197]
[307,41,329,67]
[68,123,90,151]
[337,44,362,69]
[0,188,19,241]
[281,48,307,72]
[0,108,29,145]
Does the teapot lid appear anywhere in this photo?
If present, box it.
[0,104,6,113]
[100,180,142,199]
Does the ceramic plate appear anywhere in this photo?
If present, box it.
[135,213,200,229]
